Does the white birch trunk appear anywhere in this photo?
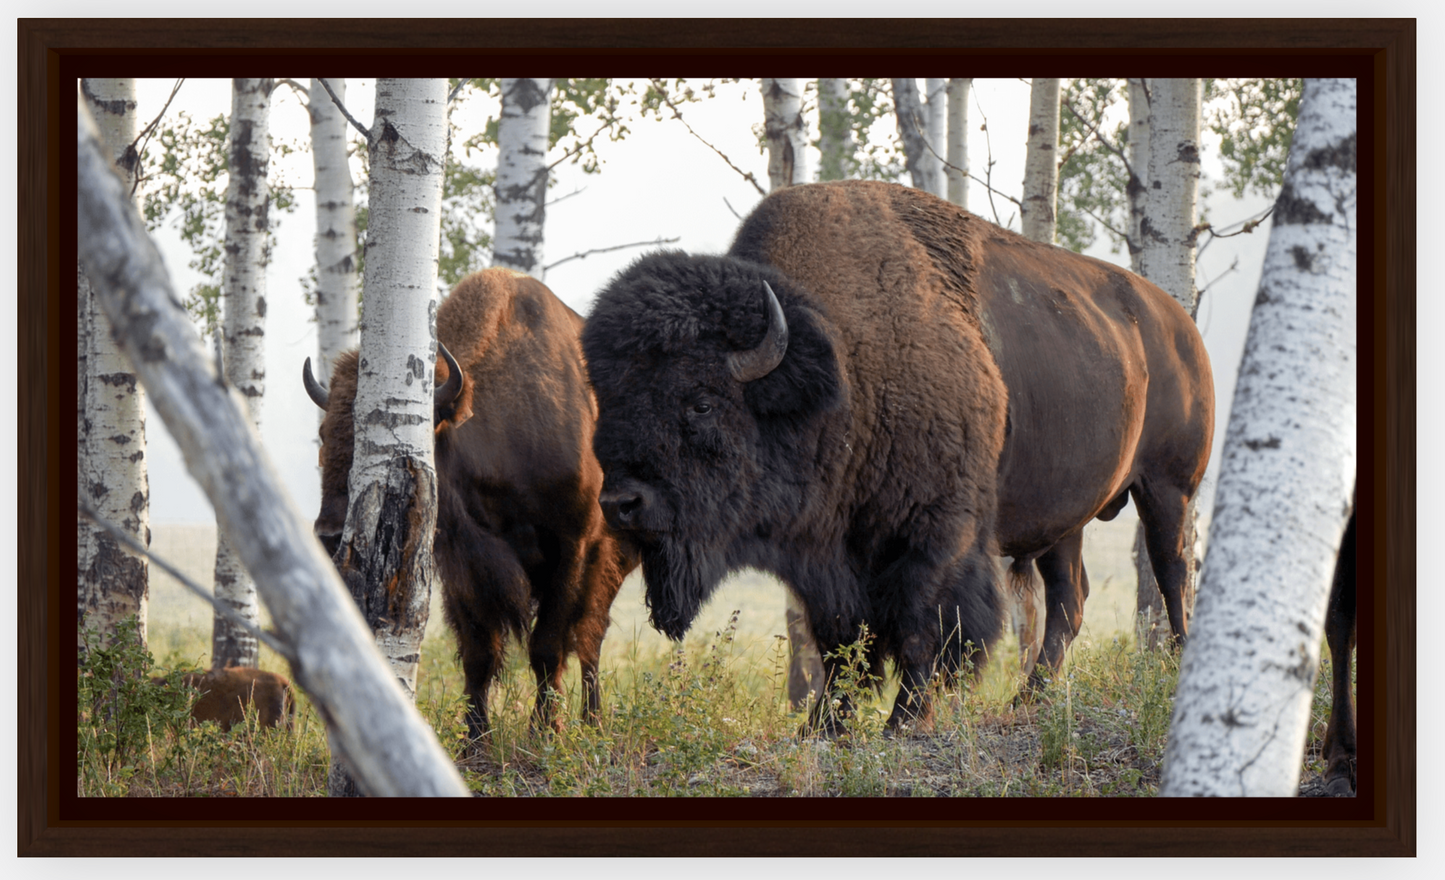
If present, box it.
[1135,78,1203,647]
[493,77,552,276]
[761,78,809,189]
[946,77,971,207]
[211,78,272,670]
[329,77,448,797]
[1020,77,1061,243]
[77,93,468,797]
[310,77,360,390]
[1161,77,1357,797]
[78,77,149,654]
[1125,78,1151,274]
[924,78,947,199]
[816,78,852,182]
[891,78,934,195]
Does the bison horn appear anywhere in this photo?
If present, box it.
[727,280,789,383]
[302,357,330,409]
[435,342,463,407]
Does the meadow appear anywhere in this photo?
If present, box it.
[78,518,1346,797]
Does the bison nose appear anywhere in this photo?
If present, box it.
[600,489,647,531]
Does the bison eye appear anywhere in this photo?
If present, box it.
[690,401,713,416]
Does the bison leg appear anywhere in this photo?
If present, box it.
[1027,529,1089,689]
[1323,511,1357,796]
[1132,479,1193,645]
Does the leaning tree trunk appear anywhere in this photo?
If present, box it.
[310,77,360,394]
[1161,77,1357,796]
[328,77,449,798]
[1020,77,1061,242]
[78,77,149,657]
[211,78,273,671]
[77,91,468,797]
[493,77,553,276]
[946,77,971,207]
[891,78,935,195]
[762,78,809,189]
[1135,78,1203,651]
[1125,78,1151,274]
[817,78,852,182]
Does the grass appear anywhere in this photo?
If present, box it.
[83,519,1349,797]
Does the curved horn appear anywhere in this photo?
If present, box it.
[302,357,330,409]
[434,342,463,408]
[727,280,789,383]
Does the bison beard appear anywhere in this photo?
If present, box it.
[585,187,1011,733]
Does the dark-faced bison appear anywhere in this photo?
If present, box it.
[583,180,1213,729]
[153,668,295,731]
[305,268,636,739]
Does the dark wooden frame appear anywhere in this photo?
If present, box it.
[19,19,1414,857]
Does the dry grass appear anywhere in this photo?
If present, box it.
[88,518,1344,797]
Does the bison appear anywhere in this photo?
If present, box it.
[154,668,295,731]
[583,180,1213,730]
[304,268,636,740]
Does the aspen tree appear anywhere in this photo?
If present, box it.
[78,77,150,656]
[817,78,852,182]
[1162,77,1356,796]
[946,77,971,207]
[762,78,809,188]
[1135,78,1204,649]
[493,77,553,275]
[310,77,360,390]
[211,77,272,670]
[326,78,450,796]
[891,78,935,195]
[1020,77,1061,243]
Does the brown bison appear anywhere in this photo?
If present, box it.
[304,268,636,739]
[583,180,1212,730]
[154,668,295,731]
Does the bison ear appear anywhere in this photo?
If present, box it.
[433,354,474,433]
[742,301,844,418]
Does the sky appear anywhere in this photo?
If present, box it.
[131,77,1274,536]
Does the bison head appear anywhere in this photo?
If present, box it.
[303,343,472,556]
[582,251,845,639]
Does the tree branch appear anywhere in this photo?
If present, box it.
[1061,92,1134,180]
[128,77,185,199]
[543,236,682,273]
[971,92,1013,225]
[80,503,292,660]
[650,77,766,197]
[317,78,372,147]
[276,78,310,103]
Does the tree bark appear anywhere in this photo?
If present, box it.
[816,78,852,182]
[310,77,360,392]
[891,78,934,195]
[78,77,149,657]
[1135,78,1203,649]
[327,77,449,797]
[762,78,809,190]
[493,77,552,276]
[77,91,469,797]
[1161,77,1357,796]
[1020,77,1061,243]
[946,78,971,207]
[211,77,272,670]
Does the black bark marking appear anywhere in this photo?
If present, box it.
[1243,436,1282,451]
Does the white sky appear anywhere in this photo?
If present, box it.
[134,77,1273,533]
